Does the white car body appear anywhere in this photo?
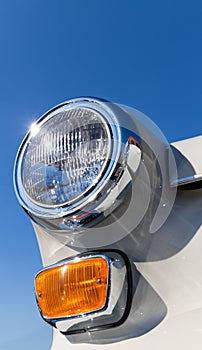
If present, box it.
[34,136,202,350]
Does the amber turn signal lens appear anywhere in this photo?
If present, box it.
[35,257,109,319]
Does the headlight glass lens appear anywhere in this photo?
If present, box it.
[21,107,111,207]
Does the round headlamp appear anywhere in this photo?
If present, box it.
[14,98,124,221]
[21,107,111,207]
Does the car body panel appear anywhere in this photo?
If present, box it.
[32,136,202,349]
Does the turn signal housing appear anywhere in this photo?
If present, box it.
[34,251,132,335]
[35,256,109,319]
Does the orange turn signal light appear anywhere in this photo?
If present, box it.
[35,256,109,319]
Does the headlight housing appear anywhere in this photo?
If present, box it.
[14,97,141,231]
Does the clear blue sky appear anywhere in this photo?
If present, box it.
[1,1,201,349]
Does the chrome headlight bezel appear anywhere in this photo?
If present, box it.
[14,98,123,220]
[14,97,143,233]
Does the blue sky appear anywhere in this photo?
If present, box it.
[0,1,201,349]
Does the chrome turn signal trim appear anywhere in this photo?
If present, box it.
[35,250,132,335]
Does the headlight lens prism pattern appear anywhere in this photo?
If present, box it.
[21,107,111,207]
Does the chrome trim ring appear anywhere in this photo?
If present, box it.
[34,251,131,334]
[14,98,122,219]
[14,97,142,233]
